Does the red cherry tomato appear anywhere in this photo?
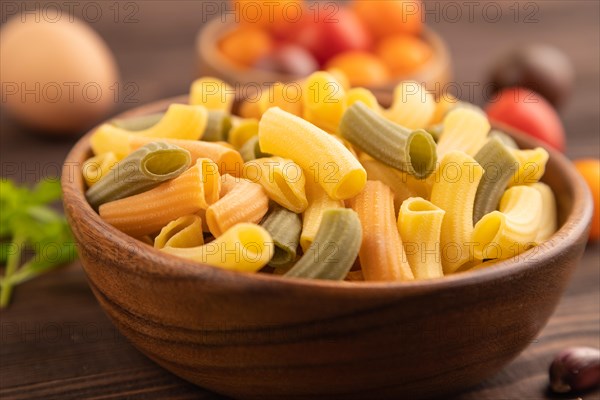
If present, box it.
[291,7,372,65]
[485,87,566,151]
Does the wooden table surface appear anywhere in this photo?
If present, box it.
[1,1,599,399]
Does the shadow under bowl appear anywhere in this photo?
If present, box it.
[62,96,592,400]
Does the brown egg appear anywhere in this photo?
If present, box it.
[0,17,119,135]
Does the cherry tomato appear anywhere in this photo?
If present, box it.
[351,0,423,39]
[376,34,432,77]
[485,87,565,151]
[219,26,273,67]
[325,51,390,87]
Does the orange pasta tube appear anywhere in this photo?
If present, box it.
[99,159,220,237]
[129,136,243,177]
[348,181,414,281]
[205,174,269,237]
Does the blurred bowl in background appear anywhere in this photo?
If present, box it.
[196,15,451,97]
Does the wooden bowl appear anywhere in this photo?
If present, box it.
[196,16,452,95]
[62,96,592,400]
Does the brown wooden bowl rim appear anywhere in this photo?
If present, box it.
[196,15,451,89]
[62,95,593,295]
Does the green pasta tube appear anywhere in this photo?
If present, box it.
[284,208,362,280]
[86,141,191,209]
[339,102,437,179]
[240,135,270,162]
[259,203,302,267]
[473,137,519,223]
[202,110,232,142]
[489,129,518,149]
[111,112,165,131]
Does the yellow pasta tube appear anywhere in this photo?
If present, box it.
[326,67,351,91]
[129,136,244,177]
[300,179,343,252]
[436,108,491,158]
[302,71,346,133]
[228,117,259,149]
[189,77,235,112]
[385,81,436,129]
[258,107,366,200]
[509,147,549,186]
[430,151,484,273]
[529,182,557,243]
[154,215,205,249]
[259,82,303,117]
[91,104,208,157]
[99,158,220,237]
[430,93,458,124]
[205,174,269,237]
[398,197,445,279]
[472,186,543,260]
[348,181,414,281]
[238,99,262,119]
[162,223,274,272]
[360,158,426,212]
[344,88,380,112]
[82,152,118,187]
[242,157,308,213]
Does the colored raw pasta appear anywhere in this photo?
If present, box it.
[162,223,274,272]
[529,182,557,243]
[90,104,208,158]
[112,112,164,131]
[510,147,549,186]
[259,203,302,267]
[239,136,270,162]
[344,87,380,111]
[189,77,235,112]
[86,142,191,209]
[339,102,437,179]
[430,151,484,273]
[154,215,204,249]
[472,185,543,260]
[202,110,232,142]
[228,117,259,149]
[205,174,269,237]
[302,71,346,133]
[258,107,366,200]
[284,208,362,280]
[397,197,445,279]
[385,81,436,129]
[129,136,244,177]
[99,158,221,237]
[489,129,518,149]
[300,179,344,252]
[436,107,491,158]
[259,82,303,117]
[473,137,519,223]
[360,159,415,211]
[82,152,118,187]
[243,157,308,213]
[348,181,414,281]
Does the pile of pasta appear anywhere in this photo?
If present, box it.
[84,71,557,281]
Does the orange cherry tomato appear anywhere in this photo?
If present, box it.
[325,51,390,87]
[351,0,423,39]
[219,26,273,67]
[574,159,600,241]
[376,34,432,77]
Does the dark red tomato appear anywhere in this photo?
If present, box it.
[485,87,566,151]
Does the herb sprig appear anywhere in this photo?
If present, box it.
[0,178,77,308]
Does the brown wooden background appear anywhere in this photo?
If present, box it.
[1,1,599,399]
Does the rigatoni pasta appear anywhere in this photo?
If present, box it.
[472,185,543,260]
[348,181,414,281]
[86,73,558,281]
[398,197,445,279]
[258,107,366,200]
